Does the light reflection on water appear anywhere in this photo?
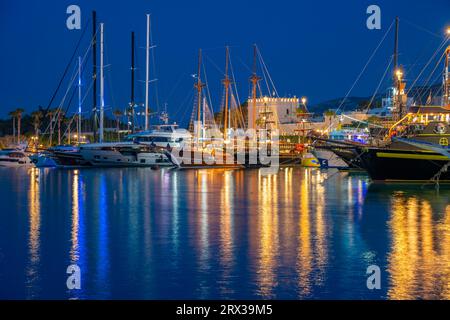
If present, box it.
[27,168,40,298]
[0,167,448,299]
[388,193,450,300]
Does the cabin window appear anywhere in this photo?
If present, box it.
[153,137,170,142]
[140,159,146,163]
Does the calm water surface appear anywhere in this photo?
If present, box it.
[0,167,448,299]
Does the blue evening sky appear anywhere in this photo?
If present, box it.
[0,0,448,124]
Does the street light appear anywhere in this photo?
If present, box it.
[395,68,403,81]
[301,97,307,105]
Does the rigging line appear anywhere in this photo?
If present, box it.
[52,38,94,120]
[165,72,185,102]
[406,37,448,96]
[412,54,445,104]
[61,113,78,140]
[404,38,438,76]
[149,18,160,112]
[333,19,394,117]
[43,16,91,117]
[180,93,195,127]
[103,41,117,114]
[257,52,271,96]
[171,87,194,119]
[256,81,263,97]
[415,62,445,104]
[402,18,445,39]
[356,56,393,131]
[236,55,253,74]
[228,49,241,108]
[41,39,94,137]
[202,61,214,113]
[420,52,445,88]
[81,78,94,106]
[313,19,395,144]
[204,54,224,75]
[42,84,78,138]
[256,46,278,97]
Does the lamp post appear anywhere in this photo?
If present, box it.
[301,97,307,142]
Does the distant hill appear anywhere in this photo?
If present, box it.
[310,83,443,115]
[309,96,380,114]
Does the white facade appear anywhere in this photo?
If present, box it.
[247,96,300,129]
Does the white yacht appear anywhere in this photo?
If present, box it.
[79,142,175,167]
[0,150,35,167]
[125,124,192,148]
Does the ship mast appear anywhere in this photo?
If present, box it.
[202,96,207,141]
[99,22,105,142]
[194,49,205,144]
[249,44,261,131]
[145,14,150,131]
[222,46,231,140]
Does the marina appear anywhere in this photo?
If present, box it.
[0,0,449,304]
[1,167,449,299]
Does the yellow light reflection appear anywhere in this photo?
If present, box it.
[313,174,327,286]
[256,173,279,298]
[219,170,234,295]
[388,195,450,299]
[297,169,312,296]
[295,169,329,297]
[27,168,41,294]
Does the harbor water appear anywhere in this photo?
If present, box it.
[0,167,448,299]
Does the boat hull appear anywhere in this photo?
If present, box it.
[52,151,91,167]
[80,148,174,168]
[0,157,35,167]
[330,147,365,169]
[359,148,450,182]
[313,149,348,168]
